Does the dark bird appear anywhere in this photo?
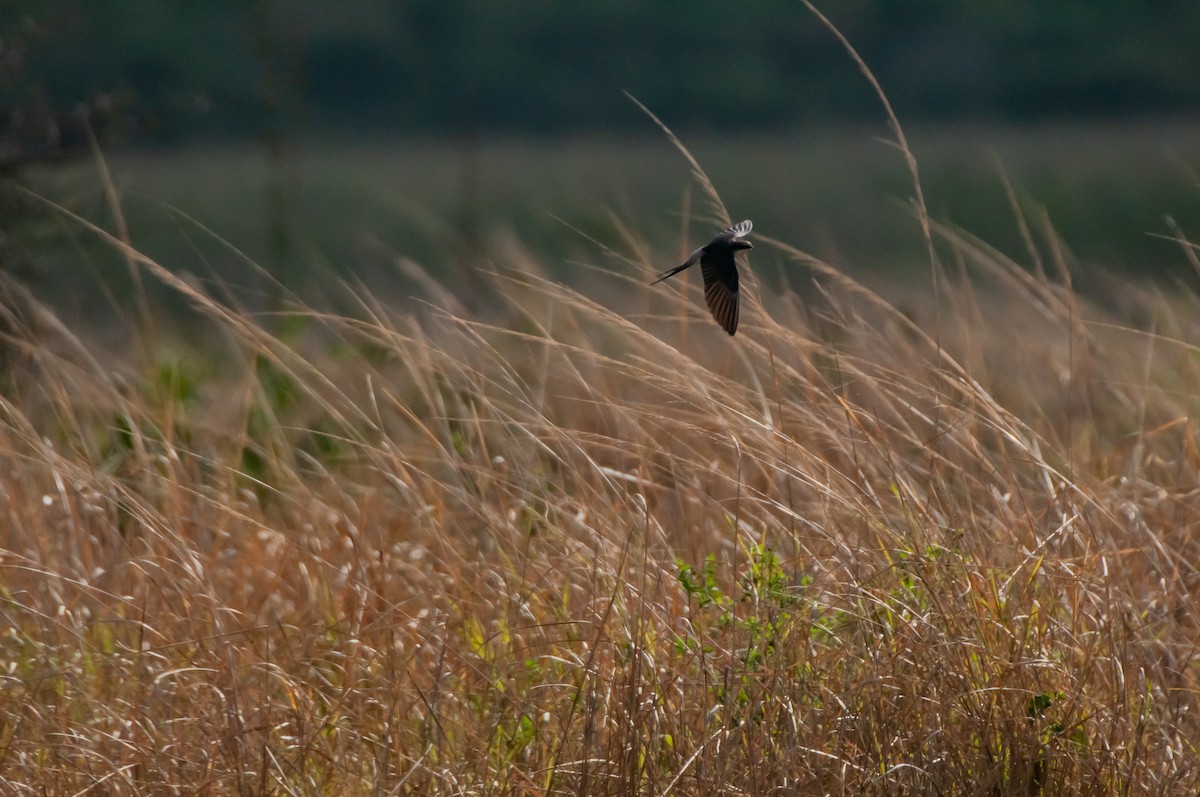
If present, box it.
[652,219,753,335]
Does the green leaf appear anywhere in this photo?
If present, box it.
[510,714,536,754]
[463,615,489,661]
[1026,690,1062,719]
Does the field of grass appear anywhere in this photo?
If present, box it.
[3,120,1200,794]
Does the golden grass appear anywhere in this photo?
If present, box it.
[2,174,1200,795]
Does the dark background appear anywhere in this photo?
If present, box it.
[8,1,1200,142]
[3,1,1200,322]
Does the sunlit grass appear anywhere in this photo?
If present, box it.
[2,156,1200,793]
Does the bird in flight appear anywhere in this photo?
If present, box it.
[651,219,753,336]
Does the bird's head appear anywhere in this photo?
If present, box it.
[733,239,754,251]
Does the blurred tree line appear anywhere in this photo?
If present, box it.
[4,0,1199,152]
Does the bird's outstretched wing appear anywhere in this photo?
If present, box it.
[700,247,739,335]
[728,219,752,238]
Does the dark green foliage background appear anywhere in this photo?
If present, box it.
[5,2,1200,328]
[9,1,1200,140]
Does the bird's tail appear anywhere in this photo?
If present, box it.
[650,260,694,285]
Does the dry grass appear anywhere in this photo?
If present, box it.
[2,172,1200,796]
